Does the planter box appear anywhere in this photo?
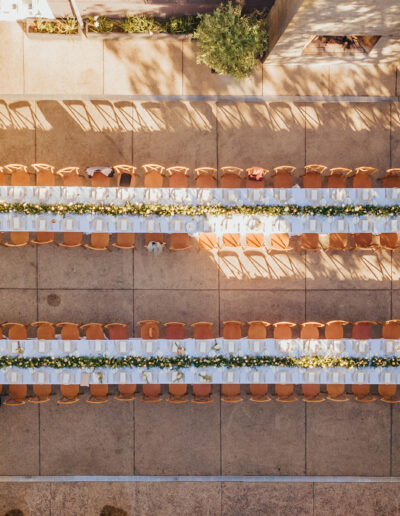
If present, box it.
[25,18,83,39]
[84,21,189,40]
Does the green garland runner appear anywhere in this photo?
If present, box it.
[0,202,399,218]
[1,355,400,370]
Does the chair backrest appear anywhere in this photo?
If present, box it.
[56,322,80,340]
[143,164,165,188]
[138,320,160,339]
[300,322,323,339]
[91,172,111,187]
[351,321,376,339]
[324,320,348,339]
[6,164,31,186]
[303,164,326,188]
[382,320,400,339]
[32,163,58,186]
[167,166,189,188]
[0,166,7,185]
[304,164,327,175]
[272,166,295,188]
[80,323,104,340]
[328,167,351,188]
[164,322,185,339]
[273,322,296,340]
[104,323,128,340]
[31,321,56,339]
[2,323,27,340]
[223,321,243,339]
[352,166,376,188]
[220,167,243,188]
[195,167,217,188]
[247,321,269,339]
[58,167,83,187]
[191,322,213,339]
[114,165,137,187]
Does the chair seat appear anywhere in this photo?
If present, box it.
[169,174,188,188]
[222,234,241,248]
[32,232,55,244]
[354,233,373,249]
[170,233,190,251]
[300,233,319,250]
[199,233,218,250]
[246,234,264,248]
[380,233,398,250]
[329,233,349,250]
[196,175,216,188]
[113,233,136,249]
[220,175,241,188]
[5,232,30,247]
[270,233,291,251]
[59,232,83,247]
[303,173,322,188]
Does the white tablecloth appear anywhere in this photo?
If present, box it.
[1,338,399,384]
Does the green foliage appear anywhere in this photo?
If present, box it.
[165,15,199,34]
[194,2,268,79]
[119,15,163,34]
[87,16,115,33]
[33,18,79,34]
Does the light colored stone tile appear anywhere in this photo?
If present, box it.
[221,398,305,475]
[391,102,400,167]
[134,243,218,290]
[38,290,134,333]
[104,39,183,95]
[133,290,219,337]
[0,403,39,475]
[35,100,133,169]
[314,483,400,516]
[132,101,217,173]
[0,100,36,164]
[135,394,220,475]
[307,401,390,475]
[51,482,136,516]
[390,405,400,475]
[136,483,221,516]
[0,23,24,94]
[263,64,329,95]
[0,246,36,288]
[38,244,133,289]
[0,289,37,324]
[217,102,305,174]
[0,483,50,515]
[329,64,396,96]
[306,250,391,290]
[40,396,134,475]
[305,103,391,172]
[183,41,262,95]
[24,39,103,95]
[306,290,391,323]
[222,483,313,516]
[219,248,305,289]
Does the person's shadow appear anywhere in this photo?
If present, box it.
[100,506,128,516]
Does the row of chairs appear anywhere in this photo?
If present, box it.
[2,164,400,189]
[2,383,399,405]
[1,319,399,341]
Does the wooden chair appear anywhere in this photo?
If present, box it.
[351,321,376,339]
[272,166,295,188]
[327,384,348,401]
[222,233,241,248]
[114,165,137,187]
[378,233,399,251]
[4,385,27,406]
[81,323,105,340]
[138,320,160,339]
[300,322,323,339]
[328,233,352,251]
[112,233,136,250]
[352,384,376,402]
[30,321,56,339]
[223,321,243,340]
[168,384,188,403]
[143,164,165,188]
[31,163,59,186]
[298,234,320,251]
[56,322,80,340]
[90,171,111,187]
[302,164,327,188]
[382,168,400,188]
[324,320,348,339]
[268,234,292,253]
[198,233,218,250]
[58,167,84,187]
[220,166,243,188]
[248,321,269,339]
[57,384,80,404]
[167,166,189,188]
[29,384,52,404]
[245,234,264,249]
[84,233,111,251]
[87,384,109,404]
[249,384,271,402]
[105,323,128,340]
[195,167,217,188]
[191,322,213,339]
[170,233,191,251]
[192,384,212,403]
[222,384,243,402]
[31,230,55,245]
[142,384,162,402]
[245,167,268,188]
[5,164,32,186]
[164,321,185,339]
[353,233,376,251]
[302,384,324,402]
[58,232,83,248]
[275,384,297,402]
[115,384,136,401]
[378,385,400,403]
[4,232,31,247]
[273,322,296,339]
[0,166,8,185]
[2,322,28,340]
[381,319,400,339]
[327,168,351,188]
[350,166,377,188]
[144,233,166,248]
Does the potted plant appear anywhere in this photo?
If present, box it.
[25,17,82,38]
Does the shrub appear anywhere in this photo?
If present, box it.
[87,16,115,33]
[33,18,79,34]
[166,15,199,34]
[119,15,163,34]
[193,2,268,80]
